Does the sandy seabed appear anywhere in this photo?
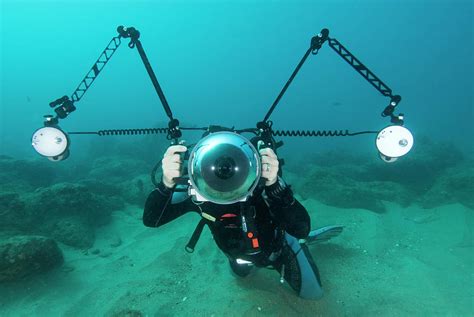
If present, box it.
[0,199,472,316]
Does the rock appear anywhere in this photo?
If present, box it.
[99,251,113,258]
[109,235,122,248]
[287,137,467,210]
[0,235,63,282]
[0,182,125,249]
[363,136,465,194]
[419,164,474,209]
[30,182,119,225]
[45,217,95,249]
[61,265,75,273]
[32,182,122,224]
[292,166,412,213]
[0,157,57,191]
[88,156,149,182]
[0,192,28,231]
[77,179,124,198]
[110,309,143,317]
[117,174,154,206]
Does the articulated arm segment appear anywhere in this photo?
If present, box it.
[48,36,122,119]
[327,38,393,98]
[117,26,181,140]
[71,36,122,103]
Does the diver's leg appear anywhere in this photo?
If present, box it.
[280,232,323,299]
[228,258,253,277]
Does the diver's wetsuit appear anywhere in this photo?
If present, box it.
[143,179,323,299]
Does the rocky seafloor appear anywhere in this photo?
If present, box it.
[0,136,472,283]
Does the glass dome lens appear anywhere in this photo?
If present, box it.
[189,132,261,204]
[201,143,250,192]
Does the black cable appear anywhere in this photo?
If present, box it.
[67,127,377,137]
[68,126,208,136]
[345,130,379,136]
[272,129,377,137]
[68,131,100,135]
[98,128,169,136]
[181,127,208,131]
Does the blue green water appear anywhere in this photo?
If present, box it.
[0,0,473,316]
[1,0,473,156]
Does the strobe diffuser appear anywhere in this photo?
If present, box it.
[31,126,70,161]
[376,125,414,163]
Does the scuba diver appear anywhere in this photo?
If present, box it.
[143,139,342,300]
[30,25,407,300]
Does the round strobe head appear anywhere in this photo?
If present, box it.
[376,125,414,159]
[32,126,69,158]
[188,131,261,204]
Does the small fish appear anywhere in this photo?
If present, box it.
[331,101,342,107]
[26,96,31,102]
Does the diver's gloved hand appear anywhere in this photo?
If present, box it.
[162,145,187,189]
[259,147,279,186]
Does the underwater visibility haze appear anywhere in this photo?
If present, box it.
[0,0,473,316]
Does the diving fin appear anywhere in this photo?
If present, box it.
[306,225,344,244]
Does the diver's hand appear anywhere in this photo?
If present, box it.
[260,147,279,186]
[162,145,187,189]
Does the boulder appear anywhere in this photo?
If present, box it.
[117,174,154,206]
[88,156,149,182]
[288,166,413,213]
[20,183,124,248]
[0,192,29,231]
[45,216,95,249]
[0,235,63,282]
[0,156,57,191]
[30,182,122,226]
[419,164,474,209]
[363,136,465,194]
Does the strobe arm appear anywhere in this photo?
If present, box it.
[49,35,122,119]
[117,26,181,140]
[256,28,412,162]
[46,26,181,140]
[260,28,404,127]
[34,26,182,161]
[261,29,329,124]
[326,37,404,125]
[256,30,329,151]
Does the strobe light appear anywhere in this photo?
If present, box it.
[31,126,70,161]
[376,125,414,163]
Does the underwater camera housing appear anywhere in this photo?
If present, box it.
[31,115,70,162]
[185,131,262,204]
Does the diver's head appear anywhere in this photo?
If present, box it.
[188,132,261,204]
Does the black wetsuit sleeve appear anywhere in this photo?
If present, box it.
[264,179,310,239]
[143,182,199,228]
